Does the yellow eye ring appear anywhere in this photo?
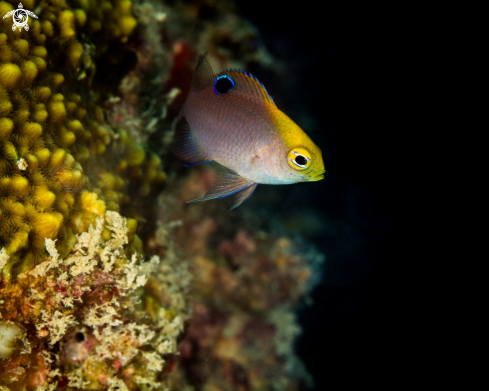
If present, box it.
[287,147,312,170]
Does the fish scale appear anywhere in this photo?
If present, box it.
[193,94,271,171]
[171,54,325,209]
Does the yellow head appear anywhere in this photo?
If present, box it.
[272,108,325,183]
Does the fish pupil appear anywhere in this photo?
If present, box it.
[214,76,234,94]
[295,155,307,166]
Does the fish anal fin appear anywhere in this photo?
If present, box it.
[230,183,257,210]
[187,171,255,205]
[172,116,208,166]
[191,53,215,93]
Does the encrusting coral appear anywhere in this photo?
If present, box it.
[1,210,191,389]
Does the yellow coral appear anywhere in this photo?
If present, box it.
[0,117,13,139]
[74,8,87,27]
[34,212,63,239]
[11,39,29,57]
[30,45,47,58]
[58,10,76,43]
[116,0,137,38]
[0,63,21,89]
[79,190,106,215]
[30,55,47,73]
[20,60,38,85]
[0,86,12,115]
[47,98,66,123]
[0,0,163,284]
[9,175,29,195]
[0,1,13,20]
[32,85,52,102]
[50,73,64,89]
[40,20,54,37]
[31,103,48,122]
[67,40,83,68]
[32,186,56,210]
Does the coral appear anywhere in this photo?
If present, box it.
[0,248,7,271]
[0,0,171,388]
[0,211,191,389]
[153,169,322,390]
[0,320,31,360]
[0,0,165,277]
[1,0,321,389]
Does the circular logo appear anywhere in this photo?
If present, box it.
[12,8,29,30]
[2,3,38,32]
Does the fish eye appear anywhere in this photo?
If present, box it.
[287,148,312,170]
[214,75,235,95]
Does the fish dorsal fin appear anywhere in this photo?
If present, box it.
[191,54,215,93]
[215,69,276,107]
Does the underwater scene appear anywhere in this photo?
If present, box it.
[0,0,403,389]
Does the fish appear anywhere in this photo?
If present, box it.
[172,54,325,209]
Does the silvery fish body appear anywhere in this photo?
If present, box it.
[172,55,325,209]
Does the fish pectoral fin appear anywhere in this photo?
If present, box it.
[187,171,256,208]
[172,116,209,166]
[191,53,215,93]
[230,183,257,210]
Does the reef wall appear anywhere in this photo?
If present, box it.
[0,0,321,389]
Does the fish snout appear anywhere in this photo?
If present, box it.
[308,170,326,181]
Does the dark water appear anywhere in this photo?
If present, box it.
[234,1,412,387]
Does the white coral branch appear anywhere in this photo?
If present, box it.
[37,310,78,345]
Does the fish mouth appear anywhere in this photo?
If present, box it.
[308,170,326,181]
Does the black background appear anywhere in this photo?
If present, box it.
[233,1,415,388]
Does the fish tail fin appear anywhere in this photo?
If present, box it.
[171,116,209,166]
[190,53,215,93]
